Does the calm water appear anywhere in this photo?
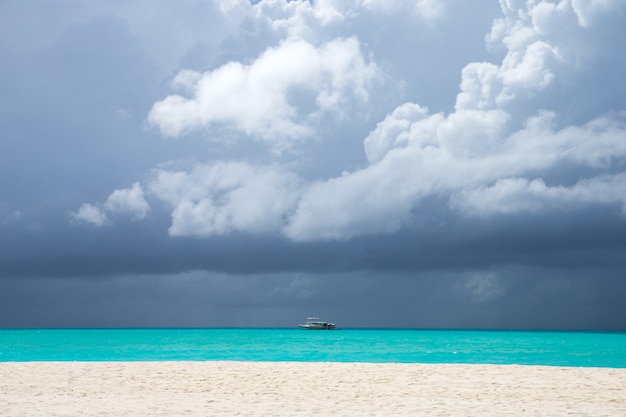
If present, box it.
[1,329,625,367]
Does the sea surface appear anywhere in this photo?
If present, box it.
[1,328,625,368]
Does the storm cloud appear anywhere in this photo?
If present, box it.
[1,0,625,329]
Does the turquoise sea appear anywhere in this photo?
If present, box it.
[1,329,625,368]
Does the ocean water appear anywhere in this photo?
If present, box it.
[1,329,625,368]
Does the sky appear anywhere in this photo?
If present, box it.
[1,0,626,329]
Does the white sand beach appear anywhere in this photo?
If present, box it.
[1,361,625,416]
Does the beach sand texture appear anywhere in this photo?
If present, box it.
[1,361,625,416]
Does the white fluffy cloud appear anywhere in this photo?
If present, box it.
[104,182,151,220]
[147,36,379,152]
[71,204,110,227]
[284,110,626,240]
[279,0,626,240]
[313,0,446,20]
[75,0,626,242]
[149,162,300,236]
[239,0,448,37]
[71,183,150,227]
[452,174,626,217]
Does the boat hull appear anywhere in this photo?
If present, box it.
[298,323,337,330]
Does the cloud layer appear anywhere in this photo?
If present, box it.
[2,0,626,329]
[83,0,626,243]
[147,36,379,152]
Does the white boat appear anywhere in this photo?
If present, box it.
[298,317,337,330]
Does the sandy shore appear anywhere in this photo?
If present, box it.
[1,361,625,416]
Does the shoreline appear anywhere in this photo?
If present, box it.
[2,361,626,416]
[2,359,626,369]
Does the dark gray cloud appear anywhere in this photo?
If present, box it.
[2,269,625,330]
[1,0,626,329]
[2,201,624,278]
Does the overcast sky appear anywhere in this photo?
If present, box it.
[1,0,626,329]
